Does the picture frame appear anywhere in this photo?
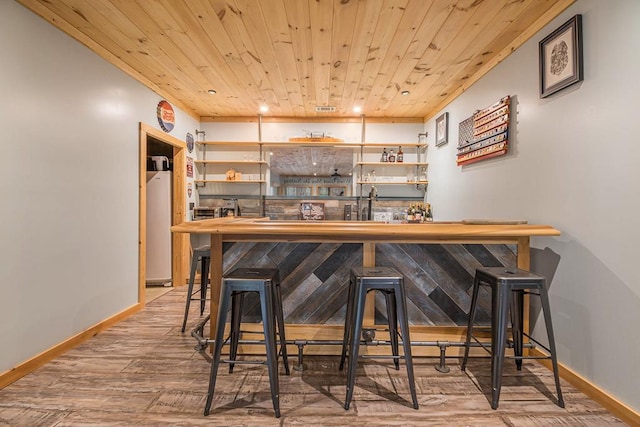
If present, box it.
[435,112,448,146]
[539,14,583,98]
[300,202,325,220]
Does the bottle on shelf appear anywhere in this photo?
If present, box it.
[419,166,427,182]
[388,149,396,162]
[381,148,388,162]
[397,146,403,162]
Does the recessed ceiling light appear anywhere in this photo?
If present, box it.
[207,89,217,95]
[353,106,362,113]
[401,90,410,96]
[259,105,269,113]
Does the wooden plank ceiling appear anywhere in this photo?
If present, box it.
[18,0,573,121]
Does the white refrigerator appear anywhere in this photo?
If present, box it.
[146,171,172,284]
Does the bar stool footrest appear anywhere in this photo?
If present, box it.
[222,359,266,366]
[360,355,404,360]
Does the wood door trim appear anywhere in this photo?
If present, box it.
[138,123,188,307]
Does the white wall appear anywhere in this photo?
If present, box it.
[425,0,640,412]
[0,2,198,374]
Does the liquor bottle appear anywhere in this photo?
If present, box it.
[381,148,388,162]
[388,149,396,162]
[397,146,404,162]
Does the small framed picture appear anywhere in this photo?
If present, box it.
[300,202,324,220]
[435,112,448,147]
[539,14,583,98]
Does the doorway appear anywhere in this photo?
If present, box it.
[138,122,188,306]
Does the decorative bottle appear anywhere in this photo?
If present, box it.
[381,148,388,162]
[388,149,396,162]
[397,146,404,162]
[419,166,427,182]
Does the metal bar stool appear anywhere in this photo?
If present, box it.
[181,245,210,332]
[204,268,289,418]
[339,266,418,410]
[461,267,564,409]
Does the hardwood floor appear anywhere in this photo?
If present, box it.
[145,284,173,303]
[0,287,624,426]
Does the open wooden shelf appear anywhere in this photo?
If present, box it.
[357,181,429,185]
[198,140,428,148]
[356,161,427,166]
[194,180,266,184]
[195,160,267,165]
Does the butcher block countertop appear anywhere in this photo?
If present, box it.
[171,217,560,243]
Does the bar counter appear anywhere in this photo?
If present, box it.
[171,218,560,353]
[172,218,560,243]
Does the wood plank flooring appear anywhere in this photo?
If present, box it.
[0,287,625,426]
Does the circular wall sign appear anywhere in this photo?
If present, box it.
[157,100,175,132]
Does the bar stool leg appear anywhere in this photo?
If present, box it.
[396,281,418,409]
[273,283,290,375]
[200,256,210,316]
[461,274,481,371]
[339,274,355,371]
[181,253,200,333]
[345,281,366,410]
[258,284,281,418]
[204,283,233,416]
[385,291,400,370]
[538,286,565,408]
[490,283,512,409]
[228,292,245,374]
[510,289,524,370]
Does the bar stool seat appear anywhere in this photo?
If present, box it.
[461,267,564,409]
[340,266,418,410]
[204,268,289,418]
[181,245,211,332]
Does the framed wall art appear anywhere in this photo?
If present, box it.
[539,14,583,98]
[300,202,325,220]
[435,112,448,146]
[456,96,511,166]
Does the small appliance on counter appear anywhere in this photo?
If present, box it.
[149,155,170,171]
[193,207,220,220]
[221,198,240,217]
